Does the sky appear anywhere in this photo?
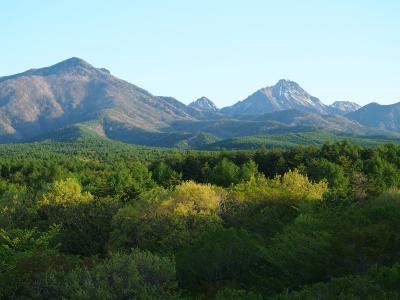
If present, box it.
[1,0,400,107]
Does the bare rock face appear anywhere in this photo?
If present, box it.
[0,57,194,141]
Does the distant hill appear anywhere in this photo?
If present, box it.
[201,132,400,150]
[168,109,393,139]
[252,109,373,135]
[347,102,400,131]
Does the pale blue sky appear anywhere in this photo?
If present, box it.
[2,0,400,107]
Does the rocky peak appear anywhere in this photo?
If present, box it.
[329,101,361,115]
[189,97,218,112]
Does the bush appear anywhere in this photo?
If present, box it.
[176,228,267,293]
[0,184,37,229]
[221,171,327,238]
[215,288,263,300]
[35,250,181,300]
[272,263,400,300]
[0,226,78,299]
[38,178,120,256]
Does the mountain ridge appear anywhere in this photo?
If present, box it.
[0,57,195,141]
[220,79,328,116]
[0,57,398,148]
[347,101,400,131]
[328,101,361,115]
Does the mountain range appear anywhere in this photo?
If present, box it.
[0,57,399,148]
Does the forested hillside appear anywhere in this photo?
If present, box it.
[2,140,400,299]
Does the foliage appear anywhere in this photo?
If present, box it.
[34,250,181,300]
[1,140,400,298]
[37,178,120,256]
[221,171,327,238]
[272,263,400,299]
[0,226,78,299]
[39,178,93,206]
[176,228,266,294]
[110,182,225,254]
[151,161,182,188]
[214,288,263,300]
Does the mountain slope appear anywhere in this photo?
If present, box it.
[0,58,399,148]
[252,109,368,133]
[158,96,219,119]
[221,79,327,116]
[167,109,393,139]
[328,101,361,115]
[0,57,194,141]
[347,102,400,131]
[189,97,218,112]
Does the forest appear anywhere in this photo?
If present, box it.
[2,139,400,299]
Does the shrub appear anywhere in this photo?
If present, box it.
[35,250,181,300]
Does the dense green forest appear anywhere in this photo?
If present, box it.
[2,139,400,299]
[29,124,400,150]
[201,132,400,150]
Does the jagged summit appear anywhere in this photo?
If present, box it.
[189,97,218,112]
[273,79,302,90]
[221,79,326,115]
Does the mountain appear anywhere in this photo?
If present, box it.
[167,109,391,139]
[158,96,219,120]
[188,97,218,112]
[347,102,400,131]
[252,109,367,133]
[328,101,361,115]
[0,57,194,141]
[220,79,327,116]
[0,58,398,148]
